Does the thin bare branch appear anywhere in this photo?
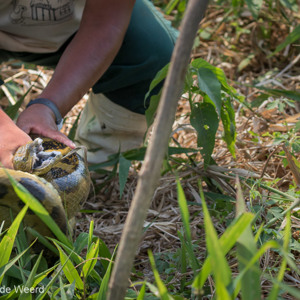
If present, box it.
[107,0,209,298]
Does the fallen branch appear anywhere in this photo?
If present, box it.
[107,0,209,298]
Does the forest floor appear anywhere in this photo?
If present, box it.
[0,2,299,298]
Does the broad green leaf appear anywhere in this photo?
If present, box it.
[190,102,219,167]
[145,92,161,128]
[144,63,169,100]
[255,86,300,102]
[269,25,300,57]
[165,0,180,14]
[98,239,112,273]
[221,97,236,158]
[191,59,240,99]
[119,154,131,198]
[236,178,261,300]
[54,242,84,290]
[73,232,89,254]
[279,0,299,11]
[4,83,34,120]
[68,111,81,141]
[197,68,222,114]
[245,0,263,18]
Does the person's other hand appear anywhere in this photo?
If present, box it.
[0,124,32,169]
[17,104,76,149]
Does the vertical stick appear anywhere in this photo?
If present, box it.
[107,0,209,299]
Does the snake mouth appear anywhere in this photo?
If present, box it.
[30,139,62,172]
[33,151,62,170]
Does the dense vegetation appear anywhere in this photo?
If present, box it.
[0,0,299,299]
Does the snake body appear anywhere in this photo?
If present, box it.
[0,137,90,237]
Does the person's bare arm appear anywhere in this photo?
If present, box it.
[17,0,135,146]
[0,109,32,169]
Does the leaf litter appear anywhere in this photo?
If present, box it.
[0,2,299,297]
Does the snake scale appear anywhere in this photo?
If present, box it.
[0,137,90,238]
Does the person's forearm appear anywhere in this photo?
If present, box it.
[39,0,135,117]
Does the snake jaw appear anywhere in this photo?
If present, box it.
[14,138,64,175]
[33,150,63,175]
[13,138,44,172]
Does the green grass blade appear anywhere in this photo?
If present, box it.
[26,227,59,255]
[200,187,232,299]
[0,205,28,285]
[192,212,254,291]
[15,222,31,270]
[177,231,199,273]
[267,275,300,299]
[119,154,131,199]
[68,111,81,141]
[52,237,103,285]
[81,239,99,279]
[177,180,200,272]
[236,177,261,300]
[53,241,84,290]
[59,276,68,300]
[88,220,94,250]
[234,240,280,290]
[269,25,300,57]
[0,246,31,295]
[148,250,174,300]
[267,213,291,300]
[18,251,44,300]
[97,247,117,300]
[179,237,187,292]
[35,261,69,300]
[136,282,146,300]
[4,82,34,120]
[176,180,192,242]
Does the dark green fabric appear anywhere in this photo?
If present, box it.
[0,0,178,114]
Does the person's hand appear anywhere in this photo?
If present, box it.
[16,104,76,149]
[0,113,32,169]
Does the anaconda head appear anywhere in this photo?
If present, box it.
[13,138,63,175]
